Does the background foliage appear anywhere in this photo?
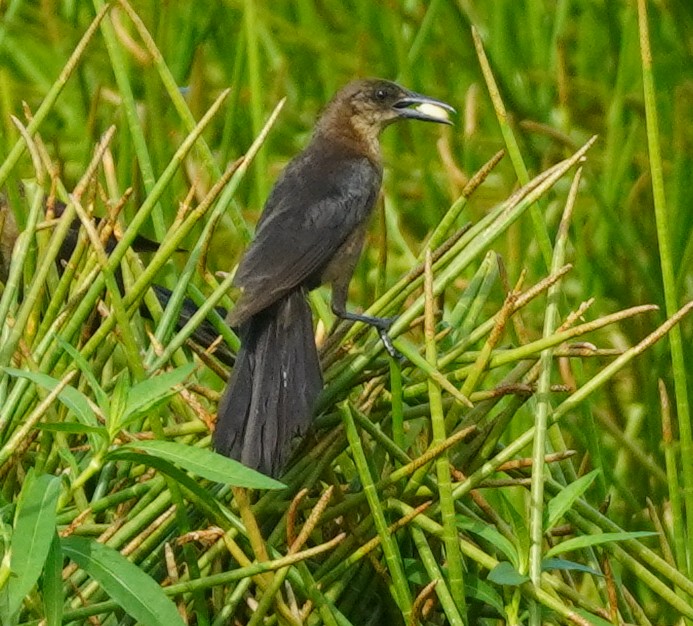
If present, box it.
[0,1,692,625]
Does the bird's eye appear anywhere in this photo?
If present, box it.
[375,88,388,101]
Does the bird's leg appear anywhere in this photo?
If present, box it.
[333,307,399,358]
[331,284,399,358]
[330,252,401,359]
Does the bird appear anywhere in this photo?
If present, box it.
[213,78,454,477]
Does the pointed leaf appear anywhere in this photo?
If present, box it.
[57,338,108,411]
[118,364,195,430]
[3,368,96,427]
[466,575,506,618]
[104,451,227,519]
[127,364,195,413]
[7,474,61,617]
[403,558,429,584]
[109,371,130,432]
[545,470,600,530]
[574,609,616,626]
[110,440,285,489]
[61,536,185,626]
[457,516,518,568]
[35,422,106,437]
[487,561,529,587]
[545,531,657,558]
[42,533,63,626]
[541,557,602,577]
[500,492,529,556]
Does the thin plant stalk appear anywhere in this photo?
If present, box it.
[528,166,583,625]
[471,25,553,269]
[0,4,109,191]
[91,0,166,237]
[340,401,413,620]
[423,250,467,618]
[637,0,692,582]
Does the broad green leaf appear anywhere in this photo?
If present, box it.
[487,561,528,587]
[127,364,195,412]
[42,533,63,626]
[104,451,228,521]
[545,470,600,530]
[109,371,130,432]
[7,474,61,617]
[0,584,11,626]
[61,536,185,626]
[110,440,286,490]
[500,491,529,559]
[57,338,108,410]
[574,610,615,626]
[541,557,601,577]
[457,516,518,568]
[466,575,506,618]
[403,558,429,584]
[545,531,657,558]
[3,367,97,427]
[35,422,106,437]
[117,364,195,430]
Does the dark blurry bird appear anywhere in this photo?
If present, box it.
[0,197,233,365]
[214,78,454,477]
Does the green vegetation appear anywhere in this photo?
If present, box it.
[0,1,691,624]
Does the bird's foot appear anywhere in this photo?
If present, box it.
[366,315,396,331]
[352,313,401,359]
[334,310,401,359]
[376,326,401,359]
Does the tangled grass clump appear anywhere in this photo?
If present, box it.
[1,3,692,625]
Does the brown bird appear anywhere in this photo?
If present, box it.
[214,78,454,477]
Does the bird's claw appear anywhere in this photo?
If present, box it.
[334,309,401,358]
[378,327,402,360]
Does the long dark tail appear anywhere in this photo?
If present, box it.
[213,288,322,477]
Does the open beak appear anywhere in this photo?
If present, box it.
[393,91,456,125]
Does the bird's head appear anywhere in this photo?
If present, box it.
[348,79,455,127]
[316,79,455,157]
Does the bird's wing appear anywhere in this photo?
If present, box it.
[228,153,381,325]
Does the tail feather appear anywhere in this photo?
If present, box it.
[213,288,322,477]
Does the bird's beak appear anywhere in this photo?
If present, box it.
[393,91,456,125]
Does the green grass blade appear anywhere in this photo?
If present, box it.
[637,0,693,583]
